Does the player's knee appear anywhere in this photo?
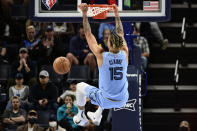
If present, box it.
[76,82,88,93]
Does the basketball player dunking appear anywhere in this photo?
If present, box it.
[73,3,129,126]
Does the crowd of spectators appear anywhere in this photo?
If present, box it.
[0,0,172,130]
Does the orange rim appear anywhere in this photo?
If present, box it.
[88,4,114,8]
[78,4,114,9]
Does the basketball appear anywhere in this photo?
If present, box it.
[53,57,71,74]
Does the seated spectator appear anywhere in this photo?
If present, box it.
[0,40,7,63]
[17,110,44,131]
[26,19,44,39]
[37,25,66,67]
[137,22,168,50]
[98,29,110,52]
[8,47,37,87]
[29,70,58,112]
[133,24,150,71]
[46,114,66,131]
[22,25,40,50]
[57,94,79,131]
[57,80,77,106]
[21,25,40,60]
[6,73,29,110]
[66,25,96,72]
[2,96,26,131]
[53,22,75,53]
[98,23,115,40]
[53,22,74,38]
[179,120,190,131]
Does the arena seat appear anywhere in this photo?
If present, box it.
[37,110,50,128]
[67,65,91,83]
[0,64,11,85]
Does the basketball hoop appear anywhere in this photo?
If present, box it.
[79,4,114,19]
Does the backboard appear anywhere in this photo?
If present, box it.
[30,0,171,22]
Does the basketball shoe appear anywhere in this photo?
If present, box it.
[73,111,89,127]
[87,111,102,126]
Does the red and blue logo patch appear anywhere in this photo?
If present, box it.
[42,0,57,10]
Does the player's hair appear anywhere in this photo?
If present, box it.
[109,31,123,49]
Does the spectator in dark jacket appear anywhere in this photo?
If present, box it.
[17,110,44,131]
[37,25,66,67]
[8,48,37,88]
[29,70,58,112]
[66,25,96,72]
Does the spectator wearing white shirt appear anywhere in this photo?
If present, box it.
[57,80,77,106]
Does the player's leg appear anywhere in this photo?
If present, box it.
[87,106,103,126]
[74,82,104,126]
[73,82,89,126]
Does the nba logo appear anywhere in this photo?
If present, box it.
[42,0,57,10]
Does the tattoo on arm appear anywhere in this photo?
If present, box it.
[115,16,124,35]
[83,14,91,34]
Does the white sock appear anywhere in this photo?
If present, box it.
[95,107,103,117]
[76,82,88,106]
[76,91,86,106]
[78,109,85,115]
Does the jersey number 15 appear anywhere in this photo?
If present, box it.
[109,67,123,80]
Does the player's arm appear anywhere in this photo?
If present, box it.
[81,3,103,57]
[113,4,129,54]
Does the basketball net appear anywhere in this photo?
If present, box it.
[79,4,114,19]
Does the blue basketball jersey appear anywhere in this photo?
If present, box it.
[99,50,128,100]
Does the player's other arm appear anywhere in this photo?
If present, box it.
[113,4,129,55]
[80,3,103,57]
